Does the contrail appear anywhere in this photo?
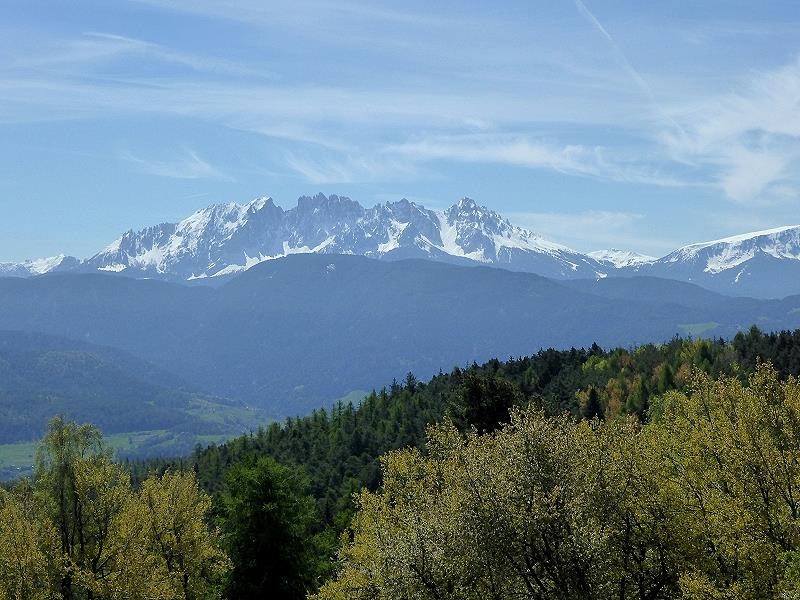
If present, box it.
[574,0,653,100]
[574,0,688,141]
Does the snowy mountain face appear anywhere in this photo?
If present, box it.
[629,226,800,298]
[434,200,604,278]
[4,193,800,298]
[0,255,79,277]
[656,226,800,273]
[75,194,606,281]
[588,249,655,269]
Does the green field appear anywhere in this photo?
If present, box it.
[0,390,374,481]
[0,441,37,479]
[678,322,720,337]
[334,389,369,405]
[0,428,252,481]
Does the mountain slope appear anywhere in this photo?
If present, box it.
[2,256,800,416]
[0,331,260,444]
[631,226,800,298]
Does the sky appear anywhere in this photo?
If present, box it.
[1,0,800,262]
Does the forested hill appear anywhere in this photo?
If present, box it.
[5,254,800,418]
[0,330,259,445]
[133,326,800,529]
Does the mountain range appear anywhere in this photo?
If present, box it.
[3,193,800,298]
[3,253,800,419]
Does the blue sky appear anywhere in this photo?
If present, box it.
[2,0,800,261]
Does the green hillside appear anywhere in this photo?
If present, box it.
[0,331,264,477]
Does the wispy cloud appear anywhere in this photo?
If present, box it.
[284,152,419,184]
[180,191,212,200]
[660,57,800,203]
[0,74,642,133]
[3,3,800,209]
[128,0,469,35]
[508,210,677,255]
[574,0,653,99]
[387,134,697,188]
[9,32,151,68]
[283,154,356,184]
[7,31,273,79]
[120,148,230,180]
[5,33,798,204]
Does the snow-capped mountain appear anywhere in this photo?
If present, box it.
[656,226,800,273]
[80,194,606,281]
[4,193,800,298]
[0,255,80,277]
[588,249,655,269]
[633,226,800,298]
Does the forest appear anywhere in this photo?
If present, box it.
[5,326,800,598]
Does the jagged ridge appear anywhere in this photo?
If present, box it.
[4,193,800,298]
[81,194,606,281]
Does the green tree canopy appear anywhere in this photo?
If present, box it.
[315,365,800,600]
[219,456,320,600]
[0,417,226,600]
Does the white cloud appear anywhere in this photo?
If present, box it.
[507,209,678,256]
[120,148,229,180]
[387,134,696,188]
[660,58,800,203]
[720,147,792,203]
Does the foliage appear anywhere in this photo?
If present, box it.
[449,370,521,432]
[0,417,227,599]
[0,484,60,600]
[168,334,747,519]
[218,456,321,599]
[314,412,684,599]
[139,471,230,599]
[122,327,800,596]
[653,365,800,598]
[316,365,800,599]
[4,327,800,597]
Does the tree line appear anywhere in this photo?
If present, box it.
[7,326,800,597]
[316,364,800,599]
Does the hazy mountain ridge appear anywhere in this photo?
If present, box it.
[0,330,261,445]
[4,193,800,297]
[0,254,80,277]
[2,254,800,416]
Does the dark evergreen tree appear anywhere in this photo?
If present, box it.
[220,456,319,600]
[583,386,604,420]
[450,370,521,433]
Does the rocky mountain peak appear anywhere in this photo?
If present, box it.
[10,193,800,298]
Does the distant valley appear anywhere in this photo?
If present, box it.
[4,194,800,465]
[0,330,263,478]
